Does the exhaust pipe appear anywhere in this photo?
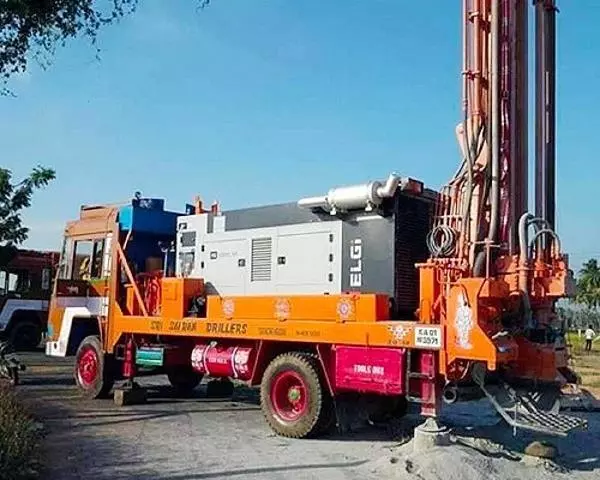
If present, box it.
[297,173,422,214]
[442,382,485,404]
[442,383,459,404]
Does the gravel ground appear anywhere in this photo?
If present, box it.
[13,351,600,480]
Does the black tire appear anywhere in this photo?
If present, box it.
[74,335,115,399]
[315,394,337,435]
[167,368,203,396]
[260,352,332,439]
[8,320,42,351]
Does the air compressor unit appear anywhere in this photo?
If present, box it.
[176,174,434,318]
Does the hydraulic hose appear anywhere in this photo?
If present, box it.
[529,228,561,258]
[427,225,458,257]
[518,213,534,264]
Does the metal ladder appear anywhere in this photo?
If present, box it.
[404,350,436,404]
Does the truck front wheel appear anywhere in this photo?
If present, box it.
[260,352,332,439]
[74,336,115,399]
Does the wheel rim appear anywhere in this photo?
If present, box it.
[271,370,308,422]
[77,347,99,387]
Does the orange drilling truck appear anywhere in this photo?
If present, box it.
[46,0,587,438]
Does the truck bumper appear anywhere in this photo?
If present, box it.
[45,340,67,357]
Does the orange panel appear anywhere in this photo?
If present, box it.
[125,285,140,316]
[418,264,438,323]
[205,293,389,323]
[161,278,205,319]
[444,278,499,370]
[512,337,566,383]
[47,305,65,342]
[106,313,432,352]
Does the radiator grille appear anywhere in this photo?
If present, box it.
[251,237,273,281]
[393,195,432,317]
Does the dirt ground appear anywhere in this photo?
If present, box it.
[14,352,600,480]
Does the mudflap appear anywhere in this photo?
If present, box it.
[472,364,588,437]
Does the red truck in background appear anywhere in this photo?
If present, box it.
[0,249,59,350]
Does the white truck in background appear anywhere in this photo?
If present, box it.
[0,249,59,350]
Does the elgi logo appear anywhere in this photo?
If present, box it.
[350,238,362,287]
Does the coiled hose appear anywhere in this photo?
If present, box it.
[427,225,458,257]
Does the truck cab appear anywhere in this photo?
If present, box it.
[0,249,59,350]
[46,198,180,358]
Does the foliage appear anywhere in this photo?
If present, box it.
[0,165,55,267]
[576,259,600,310]
[0,0,211,90]
[556,258,600,330]
[557,304,600,331]
[0,385,41,480]
[0,0,137,86]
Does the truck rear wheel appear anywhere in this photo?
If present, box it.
[260,352,332,439]
[9,319,42,351]
[74,335,115,399]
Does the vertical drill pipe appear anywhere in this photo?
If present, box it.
[473,0,482,117]
[488,0,501,245]
[509,0,528,254]
[535,0,557,237]
[499,0,512,247]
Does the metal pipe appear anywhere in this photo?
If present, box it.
[488,0,501,244]
[509,0,528,254]
[529,228,561,258]
[442,382,485,404]
[518,212,533,326]
[297,196,328,209]
[473,0,482,116]
[442,383,459,404]
[297,173,407,212]
[462,0,468,115]
[534,0,557,237]
[375,173,403,198]
[518,212,533,264]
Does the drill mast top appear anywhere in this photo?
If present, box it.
[429,0,557,280]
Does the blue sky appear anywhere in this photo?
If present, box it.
[2,1,599,271]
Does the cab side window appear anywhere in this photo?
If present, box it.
[58,238,74,280]
[57,236,109,281]
[72,240,93,281]
[90,239,105,279]
[59,238,107,281]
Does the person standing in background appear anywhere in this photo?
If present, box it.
[585,325,596,352]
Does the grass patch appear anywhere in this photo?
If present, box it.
[0,385,41,480]
[566,331,600,393]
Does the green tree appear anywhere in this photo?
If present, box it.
[0,0,210,90]
[576,259,600,310]
[0,165,55,267]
